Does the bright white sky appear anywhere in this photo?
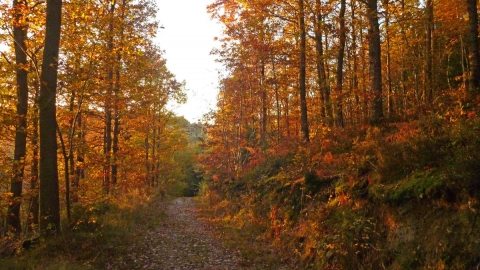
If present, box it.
[155,0,222,123]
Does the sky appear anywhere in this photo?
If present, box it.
[155,0,223,123]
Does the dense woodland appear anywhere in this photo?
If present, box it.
[0,0,199,239]
[1,0,480,268]
[201,0,480,268]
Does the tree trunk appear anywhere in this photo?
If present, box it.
[72,111,83,203]
[155,125,161,187]
[467,0,480,95]
[384,0,394,117]
[104,0,116,194]
[39,0,62,235]
[260,60,267,147]
[350,0,360,125]
[366,0,383,124]
[112,56,120,187]
[8,0,29,236]
[151,120,157,187]
[315,0,331,123]
[56,124,70,222]
[112,0,126,187]
[299,0,309,142]
[425,0,433,104]
[335,0,346,127]
[30,83,39,226]
[271,54,281,143]
[145,103,151,186]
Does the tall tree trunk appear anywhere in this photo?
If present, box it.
[151,120,157,187]
[29,83,39,226]
[112,55,120,187]
[425,0,433,104]
[39,0,62,235]
[351,0,360,125]
[299,0,309,142]
[72,111,83,203]
[260,60,267,147]
[62,81,78,222]
[112,0,126,187]
[145,132,150,187]
[155,125,162,187]
[103,111,112,194]
[145,106,151,186]
[315,0,331,123]
[271,54,281,143]
[384,0,394,117]
[8,0,29,235]
[285,97,290,136]
[104,0,116,194]
[56,124,70,222]
[366,0,383,124]
[335,0,346,127]
[467,0,480,95]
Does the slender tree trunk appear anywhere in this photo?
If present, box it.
[285,97,290,137]
[260,60,267,147]
[271,54,281,143]
[62,82,77,222]
[145,106,151,186]
[425,0,433,104]
[335,0,346,127]
[112,56,120,187]
[8,0,29,235]
[384,0,394,117]
[155,125,161,187]
[467,0,480,95]
[299,0,309,142]
[151,120,157,187]
[72,111,83,203]
[145,133,150,187]
[56,124,70,222]
[315,0,331,122]
[103,111,112,194]
[112,0,126,187]
[39,0,62,235]
[30,84,39,226]
[366,0,383,124]
[401,47,407,120]
[351,0,360,126]
[104,0,116,194]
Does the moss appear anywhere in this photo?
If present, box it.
[369,169,456,205]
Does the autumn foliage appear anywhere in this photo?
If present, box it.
[1,0,480,268]
[198,0,480,268]
[0,0,193,246]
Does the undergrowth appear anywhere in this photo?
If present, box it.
[196,197,298,269]
[0,189,166,270]
[200,112,480,269]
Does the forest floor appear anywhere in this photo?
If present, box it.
[104,196,295,270]
[0,195,296,269]
[105,197,241,269]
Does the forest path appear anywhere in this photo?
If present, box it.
[106,197,243,269]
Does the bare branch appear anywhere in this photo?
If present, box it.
[0,51,12,65]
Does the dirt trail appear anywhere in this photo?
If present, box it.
[106,197,243,269]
